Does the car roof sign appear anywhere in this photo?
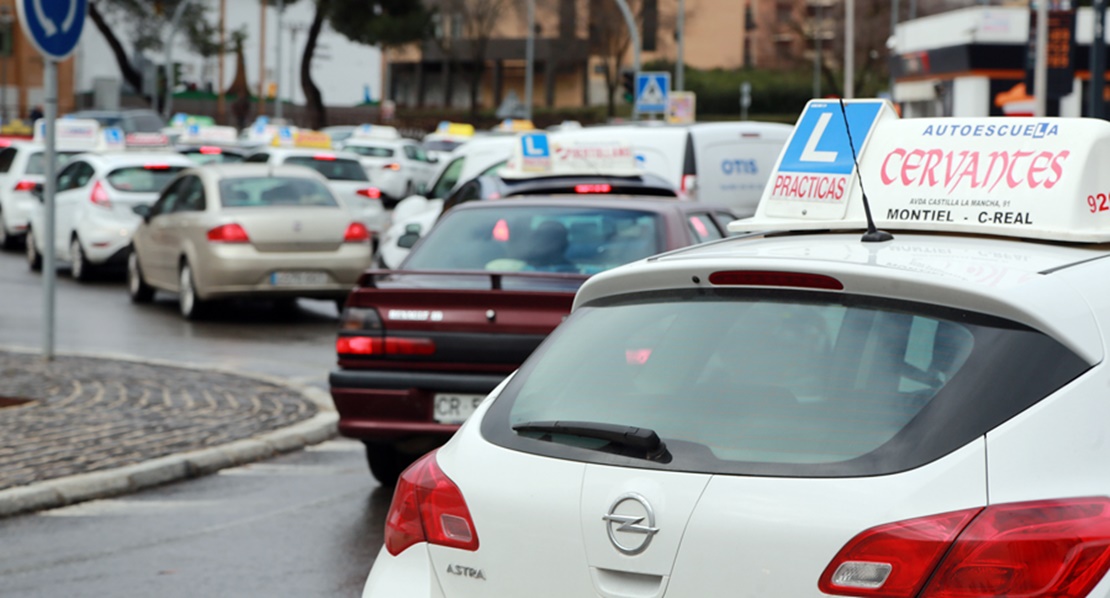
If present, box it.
[733,99,1110,243]
[33,118,105,151]
[351,124,401,140]
[272,128,332,149]
[500,132,640,179]
[177,124,238,145]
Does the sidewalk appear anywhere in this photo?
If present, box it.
[0,349,337,517]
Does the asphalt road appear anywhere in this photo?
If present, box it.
[0,251,389,597]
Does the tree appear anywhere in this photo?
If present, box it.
[590,0,641,118]
[88,0,220,107]
[436,0,508,114]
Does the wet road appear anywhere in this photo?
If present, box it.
[0,252,388,596]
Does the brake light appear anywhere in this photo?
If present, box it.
[384,450,479,556]
[199,146,222,155]
[681,174,697,192]
[343,222,370,243]
[90,181,111,208]
[574,183,612,194]
[382,162,401,171]
[492,218,510,242]
[313,153,336,161]
[13,180,35,192]
[708,270,844,290]
[820,497,1110,598]
[356,188,381,199]
[206,223,250,243]
[143,164,171,170]
[336,335,435,356]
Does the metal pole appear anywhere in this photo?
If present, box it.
[43,60,57,361]
[890,0,898,100]
[275,0,285,120]
[1092,0,1106,118]
[612,0,641,119]
[217,0,226,123]
[1034,0,1048,116]
[163,0,192,119]
[814,4,822,97]
[676,0,685,91]
[289,25,299,109]
[258,1,267,118]
[525,0,534,120]
[844,0,855,98]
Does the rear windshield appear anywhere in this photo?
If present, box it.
[424,140,464,153]
[25,151,81,175]
[105,166,188,192]
[482,290,1089,477]
[343,145,394,158]
[284,156,368,181]
[219,176,338,208]
[402,206,664,276]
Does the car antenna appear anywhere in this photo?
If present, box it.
[837,98,893,243]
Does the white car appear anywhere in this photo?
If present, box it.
[341,137,438,206]
[26,151,194,280]
[362,103,1110,597]
[242,147,389,238]
[0,142,83,249]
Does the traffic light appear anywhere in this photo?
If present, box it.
[621,70,635,103]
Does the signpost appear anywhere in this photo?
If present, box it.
[16,0,87,360]
[635,72,670,117]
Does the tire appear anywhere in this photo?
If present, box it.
[70,236,94,282]
[178,261,208,320]
[363,442,409,486]
[25,228,41,272]
[0,210,15,251]
[127,250,155,304]
[335,297,347,315]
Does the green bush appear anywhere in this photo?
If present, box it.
[644,61,819,120]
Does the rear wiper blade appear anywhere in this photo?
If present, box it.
[512,420,671,462]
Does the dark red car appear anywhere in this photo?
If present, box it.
[330,195,739,483]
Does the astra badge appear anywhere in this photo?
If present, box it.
[602,493,659,555]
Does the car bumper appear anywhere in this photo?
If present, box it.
[76,216,139,264]
[362,545,440,598]
[3,195,37,233]
[195,244,372,299]
[329,368,508,441]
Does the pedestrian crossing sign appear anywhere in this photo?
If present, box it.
[635,72,670,114]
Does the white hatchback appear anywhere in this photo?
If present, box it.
[362,104,1110,597]
[0,142,82,249]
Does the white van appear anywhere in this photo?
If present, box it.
[554,121,792,215]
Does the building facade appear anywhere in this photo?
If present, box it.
[0,0,77,122]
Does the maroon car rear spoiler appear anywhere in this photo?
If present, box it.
[356,269,590,289]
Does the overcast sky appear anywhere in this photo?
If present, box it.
[74,1,384,106]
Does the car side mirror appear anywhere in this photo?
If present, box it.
[31,183,43,201]
[427,156,438,164]
[397,223,422,249]
[132,204,152,222]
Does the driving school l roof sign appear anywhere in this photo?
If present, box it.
[765,99,889,220]
[17,0,87,60]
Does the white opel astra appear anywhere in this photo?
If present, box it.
[363,101,1110,598]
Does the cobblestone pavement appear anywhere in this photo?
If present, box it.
[0,351,319,492]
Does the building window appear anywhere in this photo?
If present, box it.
[776,2,794,24]
[775,38,794,61]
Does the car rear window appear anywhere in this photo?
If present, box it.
[402,206,664,275]
[424,139,464,153]
[105,165,187,192]
[219,176,339,208]
[343,145,394,158]
[25,151,81,175]
[483,289,1089,477]
[284,156,368,181]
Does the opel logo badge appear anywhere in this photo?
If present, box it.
[602,493,659,555]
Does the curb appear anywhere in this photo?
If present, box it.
[0,346,339,518]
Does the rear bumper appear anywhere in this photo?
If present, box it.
[329,368,508,441]
[196,244,372,299]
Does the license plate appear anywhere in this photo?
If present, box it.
[270,271,328,286]
[433,393,486,424]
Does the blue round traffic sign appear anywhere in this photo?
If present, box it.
[16,0,87,61]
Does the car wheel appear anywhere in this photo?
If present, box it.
[25,228,41,272]
[0,210,14,251]
[127,250,155,304]
[178,261,208,320]
[70,236,94,282]
[363,442,409,486]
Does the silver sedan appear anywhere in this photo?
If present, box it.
[127,164,374,319]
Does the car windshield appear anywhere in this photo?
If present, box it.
[284,156,368,181]
[403,205,664,275]
[105,166,188,192]
[26,151,81,174]
[219,176,339,208]
[343,145,394,158]
[485,290,1088,477]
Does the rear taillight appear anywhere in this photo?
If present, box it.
[384,450,479,556]
[206,223,250,243]
[821,497,1110,598]
[681,174,697,192]
[709,270,844,290]
[313,153,336,161]
[199,146,222,155]
[13,180,35,192]
[339,306,383,332]
[356,188,381,199]
[343,222,370,243]
[336,335,435,356]
[574,183,612,194]
[90,181,111,208]
[382,162,401,171]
